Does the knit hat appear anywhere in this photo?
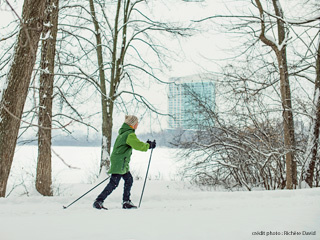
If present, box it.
[124,115,138,126]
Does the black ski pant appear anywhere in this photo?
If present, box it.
[96,172,133,202]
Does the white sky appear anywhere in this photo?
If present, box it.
[0,0,317,136]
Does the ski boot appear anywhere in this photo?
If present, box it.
[93,200,108,210]
[122,200,137,209]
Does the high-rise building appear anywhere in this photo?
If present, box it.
[168,74,215,130]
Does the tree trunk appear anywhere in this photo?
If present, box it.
[88,0,111,172]
[255,0,296,189]
[304,30,320,187]
[272,0,297,189]
[91,0,129,174]
[101,0,130,173]
[276,51,296,189]
[36,0,59,196]
[0,0,46,197]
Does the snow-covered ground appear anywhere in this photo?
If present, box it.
[1,146,320,240]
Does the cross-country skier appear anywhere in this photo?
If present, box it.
[93,115,156,210]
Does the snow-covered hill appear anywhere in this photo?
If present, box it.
[1,146,320,240]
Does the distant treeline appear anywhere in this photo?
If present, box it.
[18,130,180,147]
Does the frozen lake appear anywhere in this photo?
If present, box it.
[8,145,181,196]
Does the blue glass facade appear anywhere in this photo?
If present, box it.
[168,75,215,130]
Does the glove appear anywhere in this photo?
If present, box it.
[147,140,156,149]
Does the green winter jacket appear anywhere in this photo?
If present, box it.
[108,123,149,175]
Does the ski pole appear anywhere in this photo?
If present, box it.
[139,143,155,208]
[63,176,110,209]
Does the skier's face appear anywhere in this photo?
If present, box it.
[133,122,139,130]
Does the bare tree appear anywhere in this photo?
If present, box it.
[36,0,59,196]
[172,69,307,191]
[88,0,111,172]
[254,0,296,189]
[304,22,320,187]
[0,0,46,197]
[191,0,320,189]
[68,0,191,173]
